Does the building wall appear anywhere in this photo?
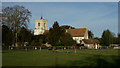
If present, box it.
[72,37,84,43]
[34,19,48,35]
[81,41,100,49]
[96,44,100,49]
[72,29,88,44]
[84,29,88,39]
[84,44,94,49]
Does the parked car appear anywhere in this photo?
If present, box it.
[70,46,79,49]
[70,46,75,49]
[48,47,52,50]
[80,46,87,49]
[113,46,120,49]
[99,46,107,49]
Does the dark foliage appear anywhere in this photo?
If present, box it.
[60,25,75,29]
[61,33,76,46]
[88,30,94,39]
[100,29,115,46]
[46,21,75,46]
[18,27,33,46]
[2,5,32,46]
[2,25,14,46]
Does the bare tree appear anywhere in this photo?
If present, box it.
[2,5,32,46]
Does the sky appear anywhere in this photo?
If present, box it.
[2,2,118,38]
[1,0,120,2]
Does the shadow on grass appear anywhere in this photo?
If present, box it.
[2,56,120,68]
[62,55,120,68]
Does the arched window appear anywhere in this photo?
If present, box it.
[38,23,40,26]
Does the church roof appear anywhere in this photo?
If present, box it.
[44,28,87,37]
[82,39,100,44]
[65,28,87,37]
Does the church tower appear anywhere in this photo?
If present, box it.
[34,16,48,35]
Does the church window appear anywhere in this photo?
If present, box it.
[38,23,40,26]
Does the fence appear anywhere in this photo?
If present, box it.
[2,46,74,50]
[2,46,114,50]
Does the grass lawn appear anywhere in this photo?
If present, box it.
[2,49,120,67]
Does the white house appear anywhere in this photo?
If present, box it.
[65,28,88,43]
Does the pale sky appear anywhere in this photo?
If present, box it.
[1,0,120,2]
[2,2,118,37]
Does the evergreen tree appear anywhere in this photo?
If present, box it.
[88,30,94,39]
[61,33,76,46]
[46,21,76,46]
[100,29,114,46]
[47,21,64,46]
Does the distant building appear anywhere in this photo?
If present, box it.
[81,39,100,49]
[65,28,88,43]
[34,16,48,35]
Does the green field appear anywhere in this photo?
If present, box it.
[2,49,120,67]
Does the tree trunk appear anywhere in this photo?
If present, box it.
[15,32,18,47]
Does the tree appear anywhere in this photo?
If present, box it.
[2,5,32,46]
[118,34,120,43]
[30,34,46,46]
[39,39,43,46]
[18,27,33,46]
[61,33,76,46]
[47,21,65,46]
[88,30,94,39]
[31,40,37,46]
[60,25,75,29]
[46,21,76,46]
[33,35,46,43]
[2,25,14,46]
[111,37,118,44]
[100,29,115,46]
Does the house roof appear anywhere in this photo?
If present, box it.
[82,39,100,44]
[44,28,87,37]
[44,30,49,34]
[65,28,87,37]
[45,30,49,32]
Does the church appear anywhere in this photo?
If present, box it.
[34,16,88,43]
[34,17,99,49]
[34,16,48,35]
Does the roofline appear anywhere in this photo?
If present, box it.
[65,28,87,30]
[72,36,84,37]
